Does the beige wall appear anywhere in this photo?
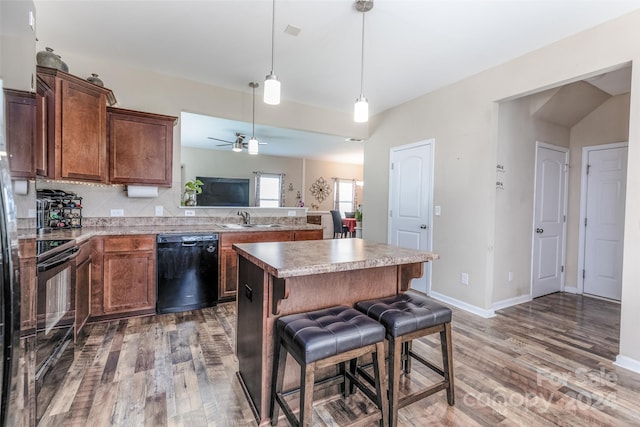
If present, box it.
[303,159,363,211]
[364,11,640,364]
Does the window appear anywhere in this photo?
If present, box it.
[256,173,283,207]
[333,178,354,214]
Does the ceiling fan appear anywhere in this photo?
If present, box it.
[207,132,268,153]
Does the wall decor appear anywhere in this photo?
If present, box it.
[309,176,331,203]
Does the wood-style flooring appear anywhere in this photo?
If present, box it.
[39,293,640,426]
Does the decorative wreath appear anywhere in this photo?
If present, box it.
[309,177,331,203]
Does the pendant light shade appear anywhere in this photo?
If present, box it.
[354,95,368,123]
[264,0,281,105]
[248,137,259,155]
[354,0,372,123]
[249,82,260,155]
[264,73,280,105]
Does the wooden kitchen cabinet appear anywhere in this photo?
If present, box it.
[37,66,116,183]
[293,229,323,241]
[4,89,36,178]
[107,107,177,186]
[91,235,156,320]
[74,240,91,339]
[218,230,292,301]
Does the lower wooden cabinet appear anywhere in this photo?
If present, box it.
[91,235,156,320]
[74,240,91,338]
[219,230,293,301]
[218,228,322,301]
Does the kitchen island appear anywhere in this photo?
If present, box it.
[232,238,439,425]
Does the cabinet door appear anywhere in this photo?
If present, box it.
[107,108,176,186]
[219,247,239,301]
[102,251,155,314]
[58,79,107,182]
[294,229,323,241]
[4,89,36,178]
[75,242,91,338]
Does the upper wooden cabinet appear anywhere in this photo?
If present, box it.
[37,66,116,183]
[4,89,36,178]
[107,107,177,186]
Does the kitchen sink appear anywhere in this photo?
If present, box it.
[219,223,282,229]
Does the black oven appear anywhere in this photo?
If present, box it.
[35,239,78,423]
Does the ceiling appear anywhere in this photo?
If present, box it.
[33,0,640,163]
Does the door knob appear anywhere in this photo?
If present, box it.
[420,224,427,229]
[536,228,544,234]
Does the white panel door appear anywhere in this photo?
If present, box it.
[388,140,433,293]
[532,143,568,298]
[583,146,627,300]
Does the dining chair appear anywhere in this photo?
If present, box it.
[330,210,349,238]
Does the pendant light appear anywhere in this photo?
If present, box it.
[264,0,281,105]
[354,0,373,123]
[248,82,260,155]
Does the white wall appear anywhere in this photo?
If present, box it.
[363,10,640,365]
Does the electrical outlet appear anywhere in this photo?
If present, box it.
[508,271,514,282]
[288,210,297,216]
[110,209,124,217]
[184,210,195,217]
[155,206,163,216]
[461,272,469,286]
[28,209,36,218]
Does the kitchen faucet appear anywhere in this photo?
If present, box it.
[238,211,250,225]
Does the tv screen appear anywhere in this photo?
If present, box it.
[196,177,250,207]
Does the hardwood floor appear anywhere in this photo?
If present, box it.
[39,293,640,426]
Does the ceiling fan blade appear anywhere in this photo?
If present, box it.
[208,136,233,144]
[216,143,231,147]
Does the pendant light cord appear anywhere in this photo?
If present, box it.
[360,10,365,96]
[252,85,256,137]
[270,0,276,74]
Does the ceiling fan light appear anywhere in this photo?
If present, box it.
[232,140,243,152]
[354,95,368,123]
[264,73,281,105]
[248,137,259,155]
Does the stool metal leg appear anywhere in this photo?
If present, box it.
[441,322,455,405]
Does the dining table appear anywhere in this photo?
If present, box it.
[342,217,357,236]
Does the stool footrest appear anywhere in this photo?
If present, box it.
[407,350,445,377]
[398,381,449,409]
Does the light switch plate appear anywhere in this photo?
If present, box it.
[288,210,297,216]
[435,206,441,216]
[110,209,124,217]
[184,210,195,217]
[155,206,163,216]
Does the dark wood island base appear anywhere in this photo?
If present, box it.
[233,239,438,425]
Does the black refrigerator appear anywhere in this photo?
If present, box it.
[0,79,21,426]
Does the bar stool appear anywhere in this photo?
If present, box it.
[269,305,388,427]
[355,293,454,427]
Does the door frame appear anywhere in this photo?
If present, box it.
[530,141,569,297]
[387,139,435,294]
[576,141,628,294]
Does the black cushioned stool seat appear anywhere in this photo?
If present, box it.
[355,293,454,427]
[269,305,388,427]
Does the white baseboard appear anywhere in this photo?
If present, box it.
[614,355,640,374]
[492,294,532,311]
[563,286,578,294]
[429,291,496,318]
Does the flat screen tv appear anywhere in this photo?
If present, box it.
[196,177,250,207]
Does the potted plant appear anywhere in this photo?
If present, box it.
[355,209,362,227]
[183,179,203,206]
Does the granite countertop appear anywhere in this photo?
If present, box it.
[17,223,322,246]
[233,238,439,278]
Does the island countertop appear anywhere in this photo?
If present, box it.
[233,238,439,278]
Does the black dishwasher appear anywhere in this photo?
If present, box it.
[156,234,218,314]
